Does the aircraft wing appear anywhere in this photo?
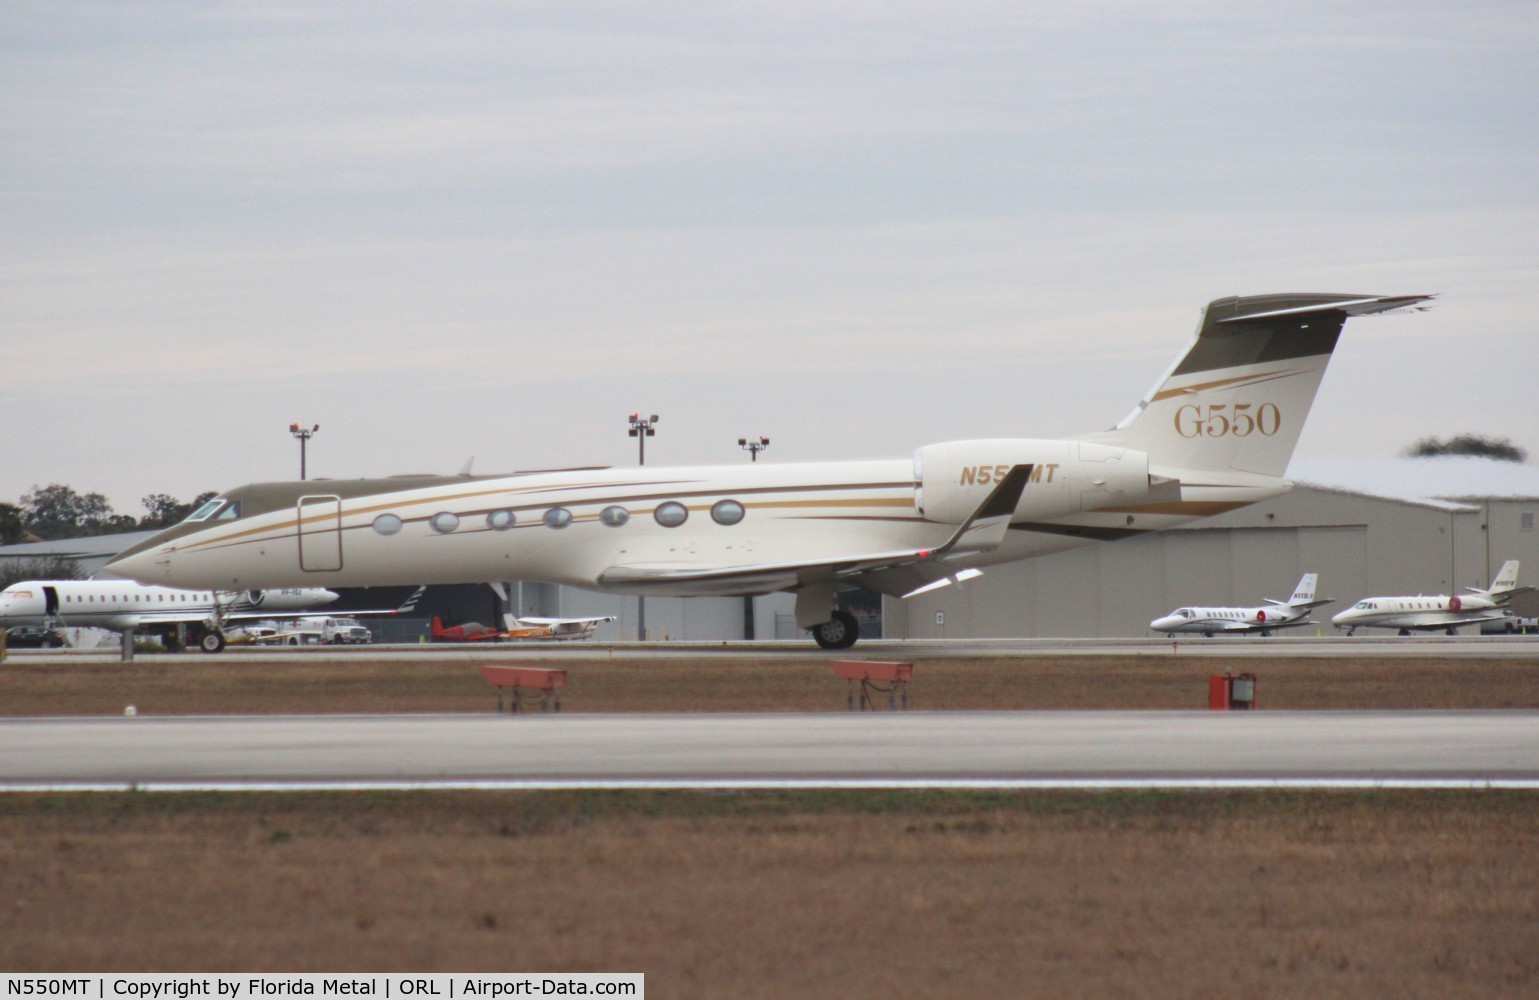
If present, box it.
[1264,598,1333,612]
[101,609,336,626]
[1230,617,1318,632]
[518,616,618,627]
[597,465,1031,599]
[327,585,428,617]
[1399,613,1509,630]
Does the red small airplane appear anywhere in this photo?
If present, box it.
[430,615,553,642]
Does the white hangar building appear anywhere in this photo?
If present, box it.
[883,456,1539,639]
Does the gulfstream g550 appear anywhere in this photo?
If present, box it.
[107,292,1431,649]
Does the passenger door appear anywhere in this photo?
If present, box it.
[297,494,343,572]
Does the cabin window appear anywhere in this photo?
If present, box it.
[711,500,745,526]
[372,514,403,536]
[600,506,630,527]
[430,512,460,534]
[487,509,516,531]
[543,507,573,529]
[654,502,688,528]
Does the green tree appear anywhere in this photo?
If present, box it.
[20,484,116,539]
[1404,435,1527,462]
[0,503,24,546]
[139,491,217,529]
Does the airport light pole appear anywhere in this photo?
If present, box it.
[738,435,769,461]
[737,435,770,640]
[629,412,658,465]
[628,412,658,640]
[289,422,320,480]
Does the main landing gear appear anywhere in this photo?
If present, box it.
[796,584,860,650]
[810,609,860,651]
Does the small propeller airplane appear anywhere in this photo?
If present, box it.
[430,610,616,642]
[1150,573,1331,637]
[105,292,1432,649]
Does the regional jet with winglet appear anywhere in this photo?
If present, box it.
[0,579,337,652]
[1150,573,1331,637]
[105,292,1432,650]
[1331,560,1528,635]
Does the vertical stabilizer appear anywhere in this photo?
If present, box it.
[1287,573,1318,606]
[1486,560,1521,597]
[1082,293,1433,477]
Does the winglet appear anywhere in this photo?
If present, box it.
[932,464,1031,558]
[396,585,426,614]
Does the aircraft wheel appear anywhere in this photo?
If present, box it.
[1445,627,1457,636]
[811,610,859,650]
[200,631,226,654]
[1398,629,1411,637]
[1261,630,1273,638]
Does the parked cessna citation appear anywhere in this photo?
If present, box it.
[1331,560,1527,636]
[0,580,338,652]
[106,292,1431,649]
[1150,573,1330,637]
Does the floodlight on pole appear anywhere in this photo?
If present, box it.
[626,411,659,641]
[289,422,320,480]
[627,412,659,466]
[738,436,770,461]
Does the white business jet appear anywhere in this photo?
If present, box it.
[1331,560,1527,636]
[1150,573,1330,637]
[105,292,1431,650]
[0,580,338,652]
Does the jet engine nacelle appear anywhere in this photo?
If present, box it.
[914,438,1152,525]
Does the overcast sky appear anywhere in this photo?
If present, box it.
[3,1,1536,517]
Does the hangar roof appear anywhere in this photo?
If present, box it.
[1291,456,1539,505]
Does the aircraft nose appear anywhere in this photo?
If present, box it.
[105,548,161,584]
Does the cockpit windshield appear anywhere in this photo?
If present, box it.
[213,501,242,520]
[184,499,226,522]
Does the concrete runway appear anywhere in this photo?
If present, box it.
[4,711,1537,791]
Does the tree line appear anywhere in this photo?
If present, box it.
[0,484,216,546]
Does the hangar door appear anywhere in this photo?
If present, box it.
[297,494,343,572]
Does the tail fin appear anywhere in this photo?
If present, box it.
[1486,560,1522,597]
[1084,293,1432,477]
[1287,573,1318,606]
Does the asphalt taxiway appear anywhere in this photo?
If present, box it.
[8,634,1539,664]
[4,710,1537,791]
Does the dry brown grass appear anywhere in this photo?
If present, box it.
[1,790,1536,998]
[2,652,1537,715]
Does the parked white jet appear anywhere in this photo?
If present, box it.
[1150,573,1330,637]
[0,580,338,652]
[1331,560,1528,636]
[105,292,1431,650]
